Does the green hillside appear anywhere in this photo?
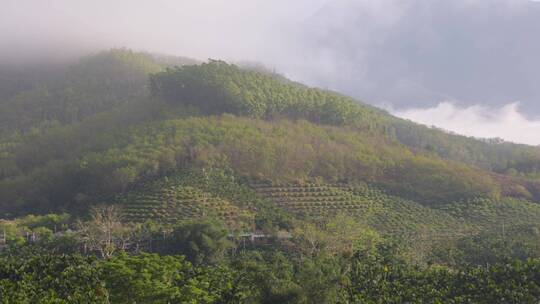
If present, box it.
[0,49,197,144]
[119,184,253,228]
[251,181,465,233]
[4,49,540,302]
[1,49,540,237]
[392,119,540,179]
[151,61,540,180]
[2,50,540,221]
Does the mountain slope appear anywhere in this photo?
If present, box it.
[1,50,540,242]
[0,49,197,139]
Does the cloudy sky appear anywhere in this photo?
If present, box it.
[1,0,540,145]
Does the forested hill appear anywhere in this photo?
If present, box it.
[151,60,540,179]
[0,49,197,137]
[6,49,540,301]
[1,48,540,220]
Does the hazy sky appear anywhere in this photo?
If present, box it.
[0,0,327,62]
[2,0,540,145]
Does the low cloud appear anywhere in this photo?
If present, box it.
[0,0,328,65]
[392,102,540,146]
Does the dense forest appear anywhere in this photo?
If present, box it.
[2,49,540,302]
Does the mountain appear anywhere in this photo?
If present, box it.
[4,48,540,302]
[1,49,540,238]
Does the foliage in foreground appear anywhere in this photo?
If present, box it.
[2,244,540,304]
[3,209,540,303]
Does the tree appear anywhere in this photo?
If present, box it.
[155,220,232,264]
[77,205,134,258]
[0,249,109,303]
[294,214,374,257]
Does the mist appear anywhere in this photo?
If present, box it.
[393,102,540,146]
[0,0,326,65]
[2,0,540,145]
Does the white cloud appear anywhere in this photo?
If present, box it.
[392,102,540,146]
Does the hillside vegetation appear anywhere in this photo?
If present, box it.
[4,49,540,302]
[1,50,540,218]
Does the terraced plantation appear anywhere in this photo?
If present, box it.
[437,197,540,231]
[250,182,372,215]
[118,175,540,236]
[250,182,465,233]
[118,183,254,227]
[350,185,467,233]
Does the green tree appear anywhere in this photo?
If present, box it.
[0,249,108,303]
[157,220,232,264]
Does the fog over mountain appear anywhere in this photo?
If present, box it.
[2,0,540,144]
